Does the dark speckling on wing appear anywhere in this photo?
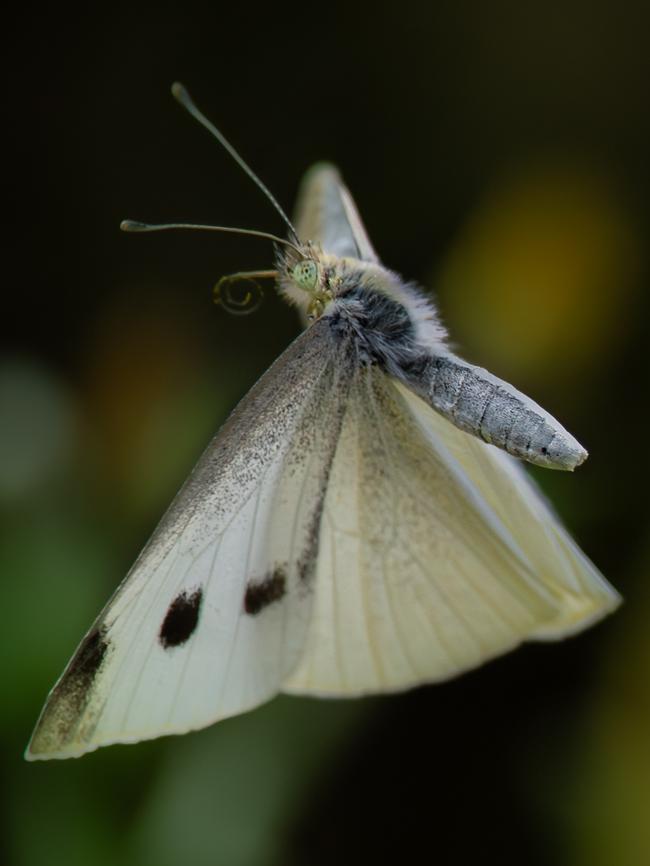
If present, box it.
[130,317,340,569]
[28,626,110,753]
[65,627,109,691]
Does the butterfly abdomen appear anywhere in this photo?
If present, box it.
[399,352,588,470]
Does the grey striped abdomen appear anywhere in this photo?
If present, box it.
[398,353,587,471]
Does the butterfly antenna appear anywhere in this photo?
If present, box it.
[119,220,303,255]
[171,82,299,244]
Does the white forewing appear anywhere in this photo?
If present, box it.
[294,163,379,262]
[27,319,349,760]
[284,366,619,696]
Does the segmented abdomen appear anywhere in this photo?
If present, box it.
[398,354,587,471]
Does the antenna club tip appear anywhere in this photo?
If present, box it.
[120,220,144,232]
[171,82,189,102]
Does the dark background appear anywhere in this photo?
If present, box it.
[3,3,650,865]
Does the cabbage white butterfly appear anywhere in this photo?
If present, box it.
[26,84,620,761]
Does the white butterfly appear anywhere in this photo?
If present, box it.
[26,85,620,760]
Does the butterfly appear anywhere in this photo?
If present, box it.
[26,84,620,760]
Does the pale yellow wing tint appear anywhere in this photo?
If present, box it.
[284,367,619,696]
[394,379,620,638]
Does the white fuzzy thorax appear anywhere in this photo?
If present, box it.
[278,249,447,354]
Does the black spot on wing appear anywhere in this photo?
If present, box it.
[296,505,325,585]
[67,626,109,689]
[159,588,203,649]
[28,626,111,752]
[244,567,287,615]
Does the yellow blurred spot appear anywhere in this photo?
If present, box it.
[436,162,642,387]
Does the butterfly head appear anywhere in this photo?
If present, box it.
[277,243,338,319]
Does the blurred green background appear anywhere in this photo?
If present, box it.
[3,1,650,864]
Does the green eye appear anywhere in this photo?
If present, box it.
[292,260,318,291]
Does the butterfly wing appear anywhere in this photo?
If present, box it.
[294,163,380,263]
[394,380,620,638]
[27,319,351,759]
[284,365,619,696]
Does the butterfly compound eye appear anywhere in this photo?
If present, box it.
[292,260,319,291]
